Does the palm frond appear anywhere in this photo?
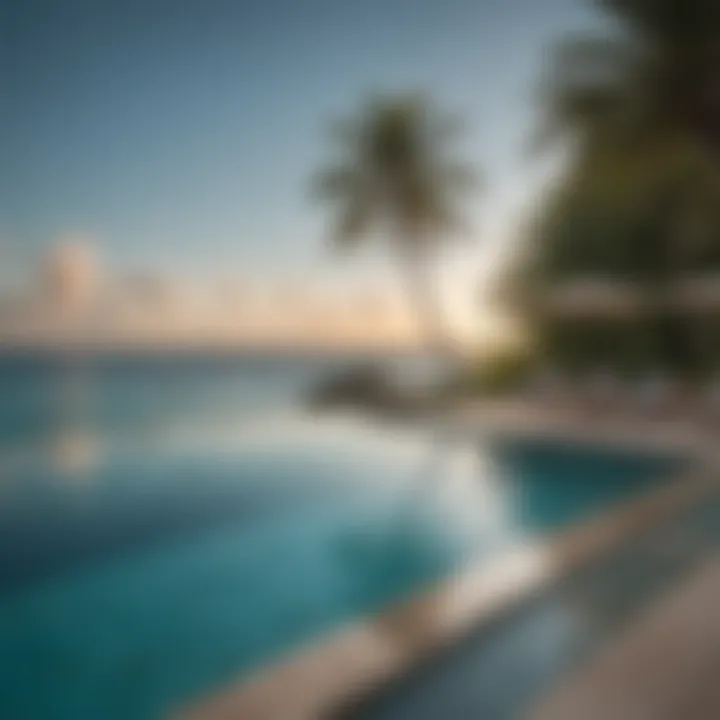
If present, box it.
[313,92,480,254]
[311,166,357,201]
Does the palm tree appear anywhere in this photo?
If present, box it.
[538,0,720,159]
[536,0,720,265]
[513,0,720,375]
[313,93,478,357]
[533,0,720,283]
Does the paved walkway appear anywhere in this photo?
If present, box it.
[531,558,720,720]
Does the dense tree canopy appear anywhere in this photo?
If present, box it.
[510,0,720,304]
[505,0,720,375]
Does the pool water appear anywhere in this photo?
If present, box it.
[0,357,682,719]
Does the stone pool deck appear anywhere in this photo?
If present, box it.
[177,404,720,720]
[532,557,720,720]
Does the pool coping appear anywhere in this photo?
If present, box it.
[530,556,720,720]
[177,408,719,720]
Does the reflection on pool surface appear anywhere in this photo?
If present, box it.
[0,358,684,719]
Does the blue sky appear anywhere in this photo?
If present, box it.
[0,0,604,296]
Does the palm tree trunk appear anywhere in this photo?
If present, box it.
[397,239,456,361]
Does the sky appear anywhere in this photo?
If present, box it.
[0,0,606,343]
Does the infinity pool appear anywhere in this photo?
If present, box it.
[0,358,683,719]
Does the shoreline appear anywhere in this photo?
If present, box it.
[177,405,718,720]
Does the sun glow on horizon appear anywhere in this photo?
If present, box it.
[0,239,522,353]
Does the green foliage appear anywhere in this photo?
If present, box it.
[539,317,656,374]
[516,141,720,294]
[455,350,536,397]
[313,92,478,251]
[539,0,720,159]
[501,0,720,377]
[503,0,720,315]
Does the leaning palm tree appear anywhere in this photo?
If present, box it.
[313,93,478,357]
